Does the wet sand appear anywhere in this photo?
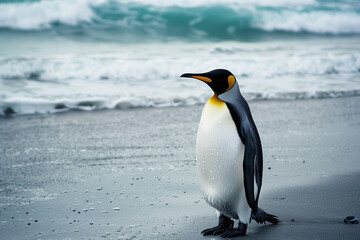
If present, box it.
[0,96,359,239]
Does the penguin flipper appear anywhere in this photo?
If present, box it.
[225,104,263,210]
[220,82,263,211]
[243,137,257,210]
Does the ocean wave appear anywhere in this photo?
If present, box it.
[244,90,360,101]
[114,0,319,8]
[1,50,359,82]
[1,89,360,117]
[0,0,360,40]
[0,96,207,117]
[0,0,101,30]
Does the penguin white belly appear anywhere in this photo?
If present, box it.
[196,96,251,223]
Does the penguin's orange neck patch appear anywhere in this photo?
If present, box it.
[208,94,225,106]
[227,75,235,92]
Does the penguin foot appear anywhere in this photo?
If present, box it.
[202,225,230,236]
[251,207,279,224]
[220,222,247,238]
[201,214,234,236]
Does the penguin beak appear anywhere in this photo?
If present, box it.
[180,73,212,83]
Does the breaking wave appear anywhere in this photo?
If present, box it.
[0,0,360,42]
[1,90,360,117]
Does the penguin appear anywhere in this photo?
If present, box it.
[180,69,279,238]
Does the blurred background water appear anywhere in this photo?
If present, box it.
[0,0,359,116]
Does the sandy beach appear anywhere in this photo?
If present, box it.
[0,96,359,240]
[1,0,360,239]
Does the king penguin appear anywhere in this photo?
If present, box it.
[180,69,279,238]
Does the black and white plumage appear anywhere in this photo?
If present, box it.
[181,69,279,238]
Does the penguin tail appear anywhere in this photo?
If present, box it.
[251,208,280,224]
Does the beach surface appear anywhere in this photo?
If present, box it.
[0,96,359,239]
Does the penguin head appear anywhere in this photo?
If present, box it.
[180,69,236,96]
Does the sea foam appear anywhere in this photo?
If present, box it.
[0,0,102,30]
[0,0,360,37]
[1,0,360,116]
[1,40,360,117]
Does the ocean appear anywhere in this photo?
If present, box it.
[0,0,359,116]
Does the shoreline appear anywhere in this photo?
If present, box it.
[0,96,359,239]
[2,92,360,118]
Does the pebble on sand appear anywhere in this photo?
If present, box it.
[344,216,359,224]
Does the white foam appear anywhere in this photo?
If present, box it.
[1,0,359,36]
[0,0,104,30]
[115,0,317,7]
[254,9,360,34]
[1,40,360,116]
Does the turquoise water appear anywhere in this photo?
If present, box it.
[0,0,360,116]
[1,0,360,41]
